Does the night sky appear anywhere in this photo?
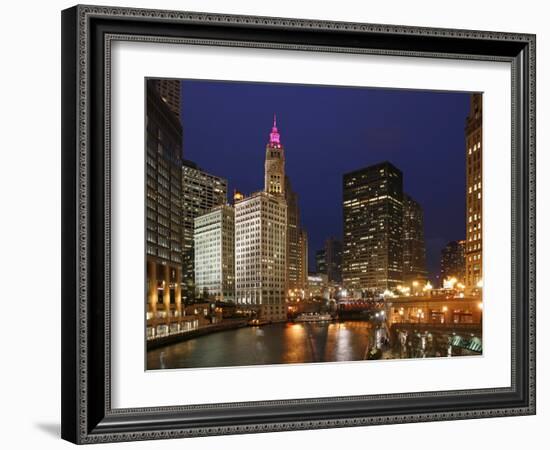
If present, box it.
[179,79,471,283]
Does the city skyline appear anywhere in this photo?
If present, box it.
[179,79,470,281]
[146,78,483,368]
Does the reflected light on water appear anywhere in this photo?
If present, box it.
[146,320,466,370]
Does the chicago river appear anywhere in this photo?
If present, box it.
[148,321,384,369]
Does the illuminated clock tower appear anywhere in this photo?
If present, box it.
[264,115,285,196]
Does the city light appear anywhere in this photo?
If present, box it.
[145,81,483,369]
[443,277,457,289]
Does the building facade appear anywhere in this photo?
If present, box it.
[181,159,227,303]
[145,79,184,339]
[342,161,404,295]
[285,177,300,292]
[194,205,235,302]
[298,229,309,292]
[234,192,287,321]
[285,176,308,294]
[325,237,343,283]
[440,240,466,286]
[465,93,483,292]
[233,117,291,321]
[308,273,329,299]
[402,194,427,284]
[316,249,327,274]
[155,78,182,120]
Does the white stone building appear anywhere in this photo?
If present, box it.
[194,205,235,302]
[234,192,287,321]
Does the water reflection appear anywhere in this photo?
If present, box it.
[146,320,471,370]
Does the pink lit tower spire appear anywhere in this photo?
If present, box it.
[269,114,281,148]
[264,114,285,196]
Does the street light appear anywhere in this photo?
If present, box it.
[443,277,457,289]
[422,282,433,295]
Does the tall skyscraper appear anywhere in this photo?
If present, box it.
[234,192,287,321]
[285,177,300,291]
[402,194,427,283]
[264,115,285,196]
[298,229,309,291]
[465,93,483,292]
[194,205,235,302]
[325,237,343,283]
[316,249,327,274]
[181,160,227,303]
[155,78,182,120]
[285,176,308,293]
[145,79,183,338]
[234,117,289,321]
[315,238,342,283]
[342,162,404,295]
[440,240,466,286]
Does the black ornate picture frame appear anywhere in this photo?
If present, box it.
[61,4,536,444]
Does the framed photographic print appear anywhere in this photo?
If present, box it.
[61,5,536,444]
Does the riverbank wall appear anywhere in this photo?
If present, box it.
[146,319,249,350]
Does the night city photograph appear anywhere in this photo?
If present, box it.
[145,78,483,370]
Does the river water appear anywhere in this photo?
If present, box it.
[147,321,397,370]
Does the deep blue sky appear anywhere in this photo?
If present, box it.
[179,79,470,282]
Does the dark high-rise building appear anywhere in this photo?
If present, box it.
[316,238,342,283]
[285,176,300,291]
[146,79,183,339]
[316,249,327,275]
[342,161,403,294]
[181,159,227,303]
[285,175,309,293]
[324,237,343,283]
[298,229,309,291]
[440,240,466,286]
[402,194,427,283]
[465,93,483,292]
[155,78,182,120]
